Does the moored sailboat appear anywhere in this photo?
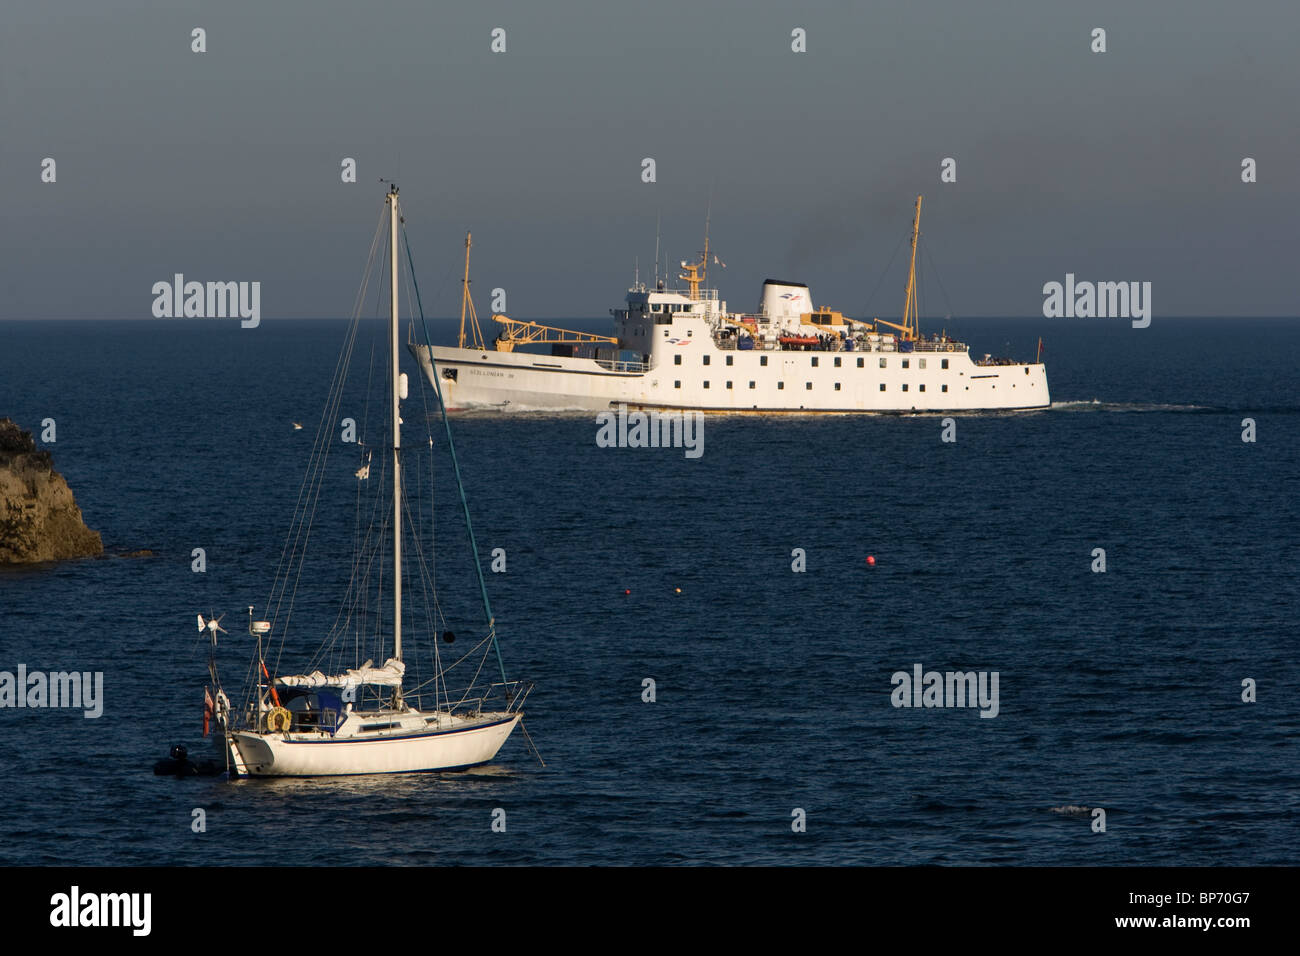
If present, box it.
[202,185,530,777]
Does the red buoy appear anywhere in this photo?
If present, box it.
[623,589,631,595]
[866,555,876,566]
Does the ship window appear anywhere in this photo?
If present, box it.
[942,384,948,392]
[703,381,710,389]
[441,368,458,382]
[760,356,768,366]
[674,355,681,365]
[919,384,926,392]
[1025,367,1030,374]
[834,382,841,391]
[674,380,681,389]
[857,358,864,368]
[663,330,669,336]
[834,357,841,368]
[902,359,909,369]
[811,357,819,367]
[651,304,660,312]
[879,358,887,368]
[941,358,949,369]
[726,355,733,366]
[778,381,784,390]
[726,381,733,389]
[805,382,812,390]
[879,383,886,391]
[703,355,710,366]
[902,383,908,392]
[687,329,693,336]
[749,381,755,389]
[919,359,926,369]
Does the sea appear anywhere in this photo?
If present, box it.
[0,316,1297,866]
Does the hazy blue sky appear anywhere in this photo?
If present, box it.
[2,0,1297,320]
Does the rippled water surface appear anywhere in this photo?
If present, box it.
[1,317,1297,865]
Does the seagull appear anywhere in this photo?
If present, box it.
[292,422,303,430]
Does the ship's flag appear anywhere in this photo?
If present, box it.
[203,687,214,737]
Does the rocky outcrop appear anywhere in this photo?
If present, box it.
[0,418,102,564]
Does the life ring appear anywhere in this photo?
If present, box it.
[267,707,292,733]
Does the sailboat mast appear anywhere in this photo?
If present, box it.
[388,185,403,664]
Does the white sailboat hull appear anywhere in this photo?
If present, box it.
[227,713,521,777]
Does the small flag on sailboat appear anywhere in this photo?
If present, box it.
[202,687,214,737]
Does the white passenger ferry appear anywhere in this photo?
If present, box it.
[411,197,1049,413]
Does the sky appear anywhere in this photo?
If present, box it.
[1,0,1297,320]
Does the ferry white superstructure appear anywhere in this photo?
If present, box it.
[411,197,1049,414]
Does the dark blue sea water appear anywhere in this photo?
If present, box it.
[1,317,1298,866]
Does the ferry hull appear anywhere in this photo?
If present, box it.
[412,343,1050,414]
[227,714,521,777]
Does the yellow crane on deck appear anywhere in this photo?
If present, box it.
[490,317,617,353]
[457,231,617,353]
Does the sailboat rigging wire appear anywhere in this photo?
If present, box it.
[405,629,493,695]
[308,419,390,676]
[398,271,500,713]
[264,209,386,671]
[272,307,361,675]
[323,340,376,668]
[519,720,546,767]
[236,212,383,721]
[402,222,510,688]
